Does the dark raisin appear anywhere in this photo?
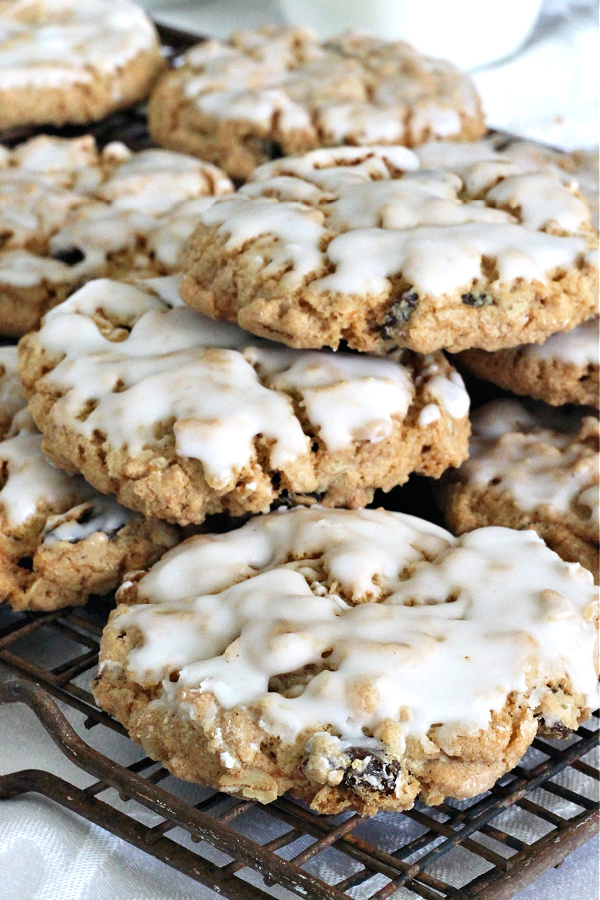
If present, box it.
[461,292,493,308]
[51,246,85,266]
[271,490,325,510]
[341,747,400,794]
[17,556,33,572]
[260,139,284,161]
[380,292,418,338]
[537,718,572,740]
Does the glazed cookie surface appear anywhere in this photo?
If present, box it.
[94,505,599,816]
[0,346,177,611]
[0,135,233,335]
[0,0,164,130]
[458,316,599,408]
[439,399,599,581]
[19,275,470,525]
[148,26,485,180]
[181,142,598,355]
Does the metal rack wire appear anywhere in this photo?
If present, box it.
[0,21,598,900]
[0,599,598,900]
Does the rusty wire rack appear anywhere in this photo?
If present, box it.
[1,19,599,900]
[0,598,598,900]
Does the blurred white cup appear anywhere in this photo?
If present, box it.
[278,0,543,69]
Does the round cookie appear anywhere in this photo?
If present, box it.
[484,134,599,228]
[438,399,599,581]
[19,275,470,525]
[0,346,178,611]
[181,142,598,355]
[0,0,165,130]
[457,316,599,408]
[0,135,233,336]
[93,505,599,816]
[148,26,486,181]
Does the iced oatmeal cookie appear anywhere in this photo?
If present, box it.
[0,134,233,335]
[93,505,599,816]
[439,399,599,581]
[0,0,164,130]
[0,346,177,611]
[457,316,599,408]
[148,26,485,181]
[181,142,598,355]
[19,275,470,525]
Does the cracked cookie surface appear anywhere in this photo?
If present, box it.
[19,275,470,525]
[0,134,233,336]
[181,142,598,355]
[0,346,177,611]
[148,26,485,180]
[439,399,599,581]
[94,505,599,816]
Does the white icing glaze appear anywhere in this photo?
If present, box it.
[0,0,158,89]
[0,249,76,288]
[42,495,134,545]
[0,427,96,527]
[0,134,234,288]
[109,507,599,750]
[526,316,599,367]
[34,278,467,489]
[0,346,25,427]
[244,347,414,451]
[200,143,595,299]
[174,26,479,142]
[462,399,599,529]
[0,336,140,536]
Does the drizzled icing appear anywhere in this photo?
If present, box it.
[0,135,234,290]
[461,400,599,529]
[0,343,137,535]
[170,26,481,144]
[34,278,467,490]
[108,507,599,750]
[526,316,599,367]
[0,346,25,433]
[0,0,159,89]
[42,496,134,546]
[198,142,595,299]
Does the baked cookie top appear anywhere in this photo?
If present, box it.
[181,141,598,355]
[0,135,233,334]
[96,506,599,812]
[453,399,599,532]
[457,315,600,409]
[0,345,177,610]
[0,0,159,90]
[19,275,470,523]
[148,26,485,179]
[523,315,599,369]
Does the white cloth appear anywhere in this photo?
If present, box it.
[1,2,599,897]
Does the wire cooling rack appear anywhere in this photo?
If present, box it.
[0,599,598,900]
[1,20,599,900]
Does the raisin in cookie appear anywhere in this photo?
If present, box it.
[181,143,598,355]
[0,0,164,131]
[457,316,599,408]
[19,275,470,525]
[148,26,485,181]
[0,135,233,336]
[93,505,599,816]
[439,399,599,581]
[0,346,177,611]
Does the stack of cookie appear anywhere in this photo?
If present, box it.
[1,15,598,819]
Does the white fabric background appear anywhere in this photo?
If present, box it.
[1,1,599,897]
